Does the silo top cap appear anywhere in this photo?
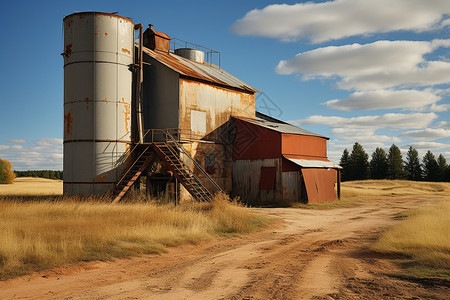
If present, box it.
[63,12,135,25]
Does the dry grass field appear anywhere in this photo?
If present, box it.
[0,178,449,299]
[0,177,62,196]
[0,190,268,280]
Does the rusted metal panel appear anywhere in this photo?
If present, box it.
[63,12,134,196]
[179,79,255,141]
[302,169,337,203]
[143,48,258,93]
[282,133,328,158]
[232,158,282,204]
[143,27,171,52]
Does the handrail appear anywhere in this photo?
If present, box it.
[116,146,150,187]
[163,130,223,193]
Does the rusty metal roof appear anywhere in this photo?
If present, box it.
[236,112,329,139]
[143,47,258,93]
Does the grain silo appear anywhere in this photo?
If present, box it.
[62,12,135,195]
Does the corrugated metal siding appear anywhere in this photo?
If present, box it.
[232,159,282,204]
[179,79,255,140]
[233,119,282,160]
[282,171,300,202]
[302,169,337,203]
[281,133,328,158]
[143,48,258,93]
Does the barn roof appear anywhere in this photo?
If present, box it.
[235,112,329,139]
[143,48,258,93]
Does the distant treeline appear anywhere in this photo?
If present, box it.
[14,170,63,180]
[340,143,450,182]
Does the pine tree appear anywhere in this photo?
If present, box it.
[339,148,350,181]
[387,144,404,179]
[404,146,422,181]
[422,151,439,181]
[437,154,448,182]
[348,142,370,180]
[370,147,388,179]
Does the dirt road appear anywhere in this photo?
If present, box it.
[1,194,448,299]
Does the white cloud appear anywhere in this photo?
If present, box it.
[409,141,450,149]
[8,139,27,144]
[276,39,450,91]
[0,138,62,170]
[0,145,24,151]
[438,121,450,129]
[330,127,401,143]
[293,112,438,129]
[232,0,450,43]
[400,128,450,140]
[36,138,63,147]
[324,89,442,111]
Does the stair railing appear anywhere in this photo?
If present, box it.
[163,129,223,194]
[115,146,151,188]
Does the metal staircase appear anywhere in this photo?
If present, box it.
[112,129,223,203]
[112,146,155,204]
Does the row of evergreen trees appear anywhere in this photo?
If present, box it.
[339,143,450,182]
[14,170,63,180]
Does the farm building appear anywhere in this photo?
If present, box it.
[62,11,341,204]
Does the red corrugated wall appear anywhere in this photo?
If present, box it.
[301,169,337,203]
[233,119,281,160]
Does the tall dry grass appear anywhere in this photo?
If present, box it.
[373,199,450,277]
[0,193,268,280]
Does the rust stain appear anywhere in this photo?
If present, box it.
[118,97,127,104]
[103,97,108,103]
[95,174,108,182]
[85,97,89,110]
[65,44,72,57]
[64,112,73,137]
[104,32,108,36]
[95,32,99,35]
[121,48,130,55]
[123,104,131,132]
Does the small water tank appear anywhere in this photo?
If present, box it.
[63,12,134,196]
[174,48,205,63]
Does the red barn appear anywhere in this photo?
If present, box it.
[232,112,341,204]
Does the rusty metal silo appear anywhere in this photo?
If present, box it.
[63,12,134,195]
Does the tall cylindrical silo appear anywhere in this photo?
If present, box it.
[63,12,134,195]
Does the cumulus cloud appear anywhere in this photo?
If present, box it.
[330,127,401,143]
[8,139,27,144]
[409,141,450,149]
[276,39,450,91]
[232,0,450,43]
[292,112,438,129]
[323,89,442,111]
[400,128,450,140]
[0,138,62,170]
[0,145,24,151]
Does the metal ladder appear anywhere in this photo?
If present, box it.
[112,146,154,204]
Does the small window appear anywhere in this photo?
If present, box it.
[191,110,206,134]
[260,167,276,190]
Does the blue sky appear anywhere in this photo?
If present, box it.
[1,0,449,170]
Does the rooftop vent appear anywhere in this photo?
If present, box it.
[143,24,171,52]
